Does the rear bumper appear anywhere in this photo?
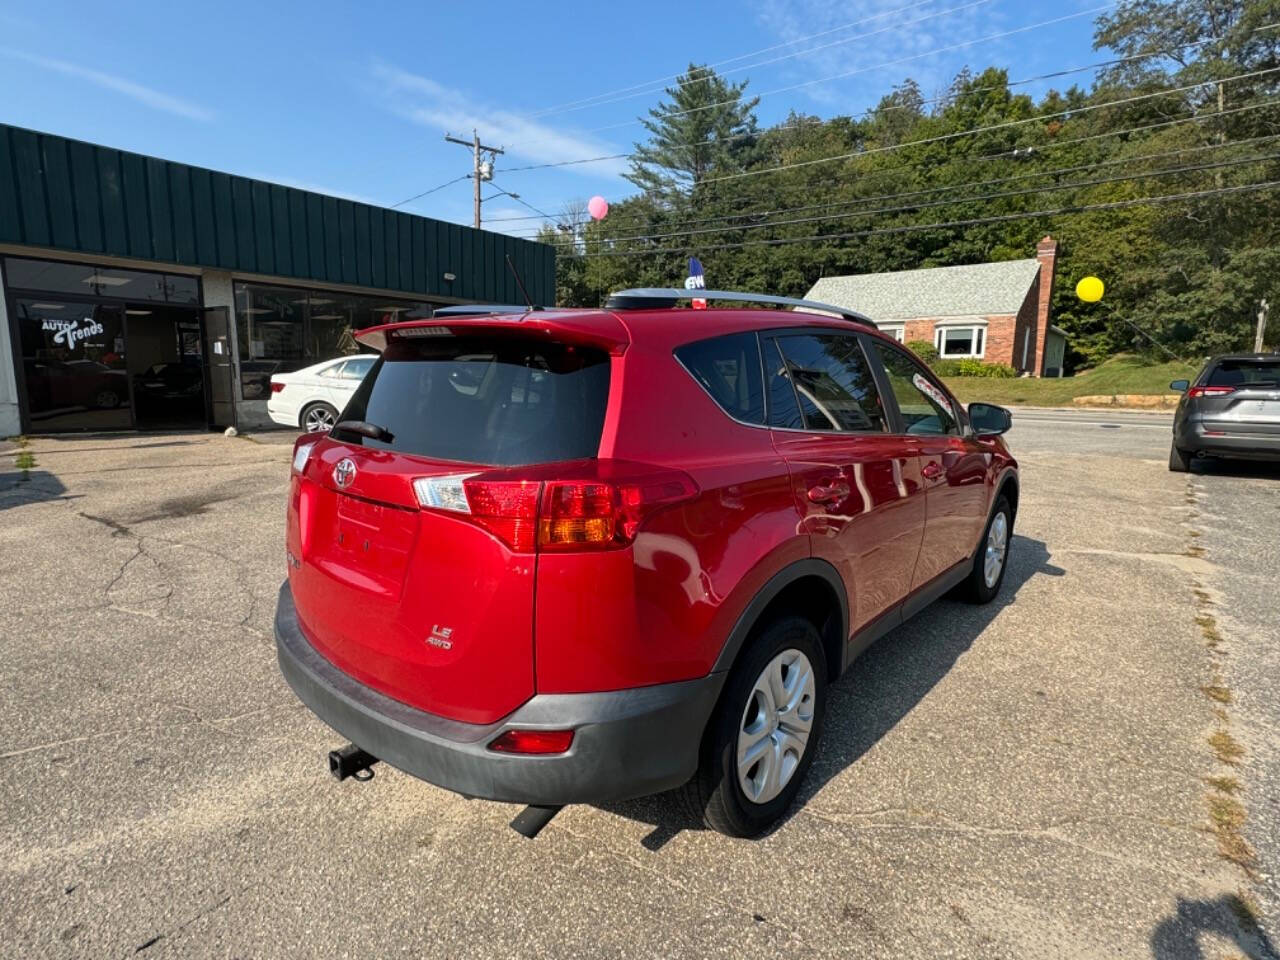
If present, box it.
[1176,422,1280,460]
[274,582,723,805]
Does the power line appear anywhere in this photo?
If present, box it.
[526,0,949,118]
[485,184,559,221]
[503,98,1280,237]
[539,151,1279,249]
[686,65,1280,189]
[493,23,1280,178]
[389,174,470,210]
[506,134,1280,239]
[562,178,1280,257]
[529,0,998,120]
[584,4,1116,135]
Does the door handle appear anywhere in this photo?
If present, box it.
[922,461,943,480]
[807,480,851,503]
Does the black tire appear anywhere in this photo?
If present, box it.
[959,494,1012,604]
[300,402,338,433]
[682,615,827,838]
[1168,442,1191,473]
[92,388,120,409]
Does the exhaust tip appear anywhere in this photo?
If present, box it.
[510,804,563,839]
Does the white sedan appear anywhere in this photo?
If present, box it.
[267,355,376,432]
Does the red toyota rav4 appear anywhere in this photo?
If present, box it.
[275,289,1018,837]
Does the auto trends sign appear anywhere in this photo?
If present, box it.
[42,317,104,352]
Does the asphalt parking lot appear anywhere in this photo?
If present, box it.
[2,411,1277,959]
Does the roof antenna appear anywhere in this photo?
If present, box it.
[505,254,541,312]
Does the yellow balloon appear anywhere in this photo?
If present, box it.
[1076,276,1104,303]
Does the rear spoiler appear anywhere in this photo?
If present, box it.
[354,311,631,354]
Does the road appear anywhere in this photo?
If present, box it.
[0,412,1275,959]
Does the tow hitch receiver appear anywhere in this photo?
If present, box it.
[510,804,562,839]
[328,743,379,781]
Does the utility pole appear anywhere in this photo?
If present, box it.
[1255,298,1270,353]
[445,129,503,229]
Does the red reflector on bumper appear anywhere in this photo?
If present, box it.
[487,729,574,755]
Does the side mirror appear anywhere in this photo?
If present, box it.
[969,402,1012,436]
[1169,379,1189,392]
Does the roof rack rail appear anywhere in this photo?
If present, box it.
[604,288,876,329]
[431,303,539,318]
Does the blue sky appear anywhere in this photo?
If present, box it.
[0,0,1107,238]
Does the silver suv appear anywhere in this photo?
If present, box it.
[1169,354,1280,471]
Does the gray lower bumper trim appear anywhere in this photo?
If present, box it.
[274,582,724,805]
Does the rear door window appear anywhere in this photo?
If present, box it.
[340,356,375,379]
[772,333,889,433]
[334,335,610,465]
[675,332,765,425]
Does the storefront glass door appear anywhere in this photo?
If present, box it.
[13,299,133,431]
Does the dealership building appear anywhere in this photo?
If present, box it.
[0,122,555,435]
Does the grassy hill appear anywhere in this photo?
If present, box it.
[943,355,1200,407]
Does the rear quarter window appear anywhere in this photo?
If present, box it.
[674,331,765,425]
[334,335,610,466]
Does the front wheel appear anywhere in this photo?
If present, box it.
[683,616,827,837]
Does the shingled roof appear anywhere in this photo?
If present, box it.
[805,259,1041,321]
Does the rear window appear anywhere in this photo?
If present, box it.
[1207,360,1280,386]
[333,335,610,465]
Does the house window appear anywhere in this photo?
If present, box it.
[935,325,986,358]
[880,325,905,343]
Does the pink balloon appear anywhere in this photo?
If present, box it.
[588,195,609,220]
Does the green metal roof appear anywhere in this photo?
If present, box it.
[0,122,554,306]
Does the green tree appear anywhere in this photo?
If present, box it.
[625,64,760,196]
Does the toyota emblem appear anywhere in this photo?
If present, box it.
[333,458,357,488]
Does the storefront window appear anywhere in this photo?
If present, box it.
[3,257,198,304]
[233,281,431,398]
[14,299,133,430]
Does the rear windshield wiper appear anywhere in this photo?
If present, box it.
[334,420,395,443]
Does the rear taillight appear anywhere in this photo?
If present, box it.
[464,480,541,552]
[270,381,286,393]
[412,465,697,552]
[487,729,574,754]
[1187,385,1235,398]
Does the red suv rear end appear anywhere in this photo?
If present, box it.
[275,293,1018,836]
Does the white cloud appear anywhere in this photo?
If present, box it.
[749,0,1008,111]
[0,48,214,122]
[371,63,629,181]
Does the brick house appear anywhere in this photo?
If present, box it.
[806,237,1067,376]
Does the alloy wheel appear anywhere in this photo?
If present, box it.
[736,648,816,805]
[304,406,335,432]
[984,511,1008,588]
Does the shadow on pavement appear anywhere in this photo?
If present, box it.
[1149,894,1277,960]
[1190,457,1280,480]
[0,469,73,510]
[603,534,1064,848]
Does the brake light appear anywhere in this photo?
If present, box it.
[411,464,698,552]
[487,729,574,754]
[1187,385,1235,398]
[271,381,286,393]
[464,480,541,552]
